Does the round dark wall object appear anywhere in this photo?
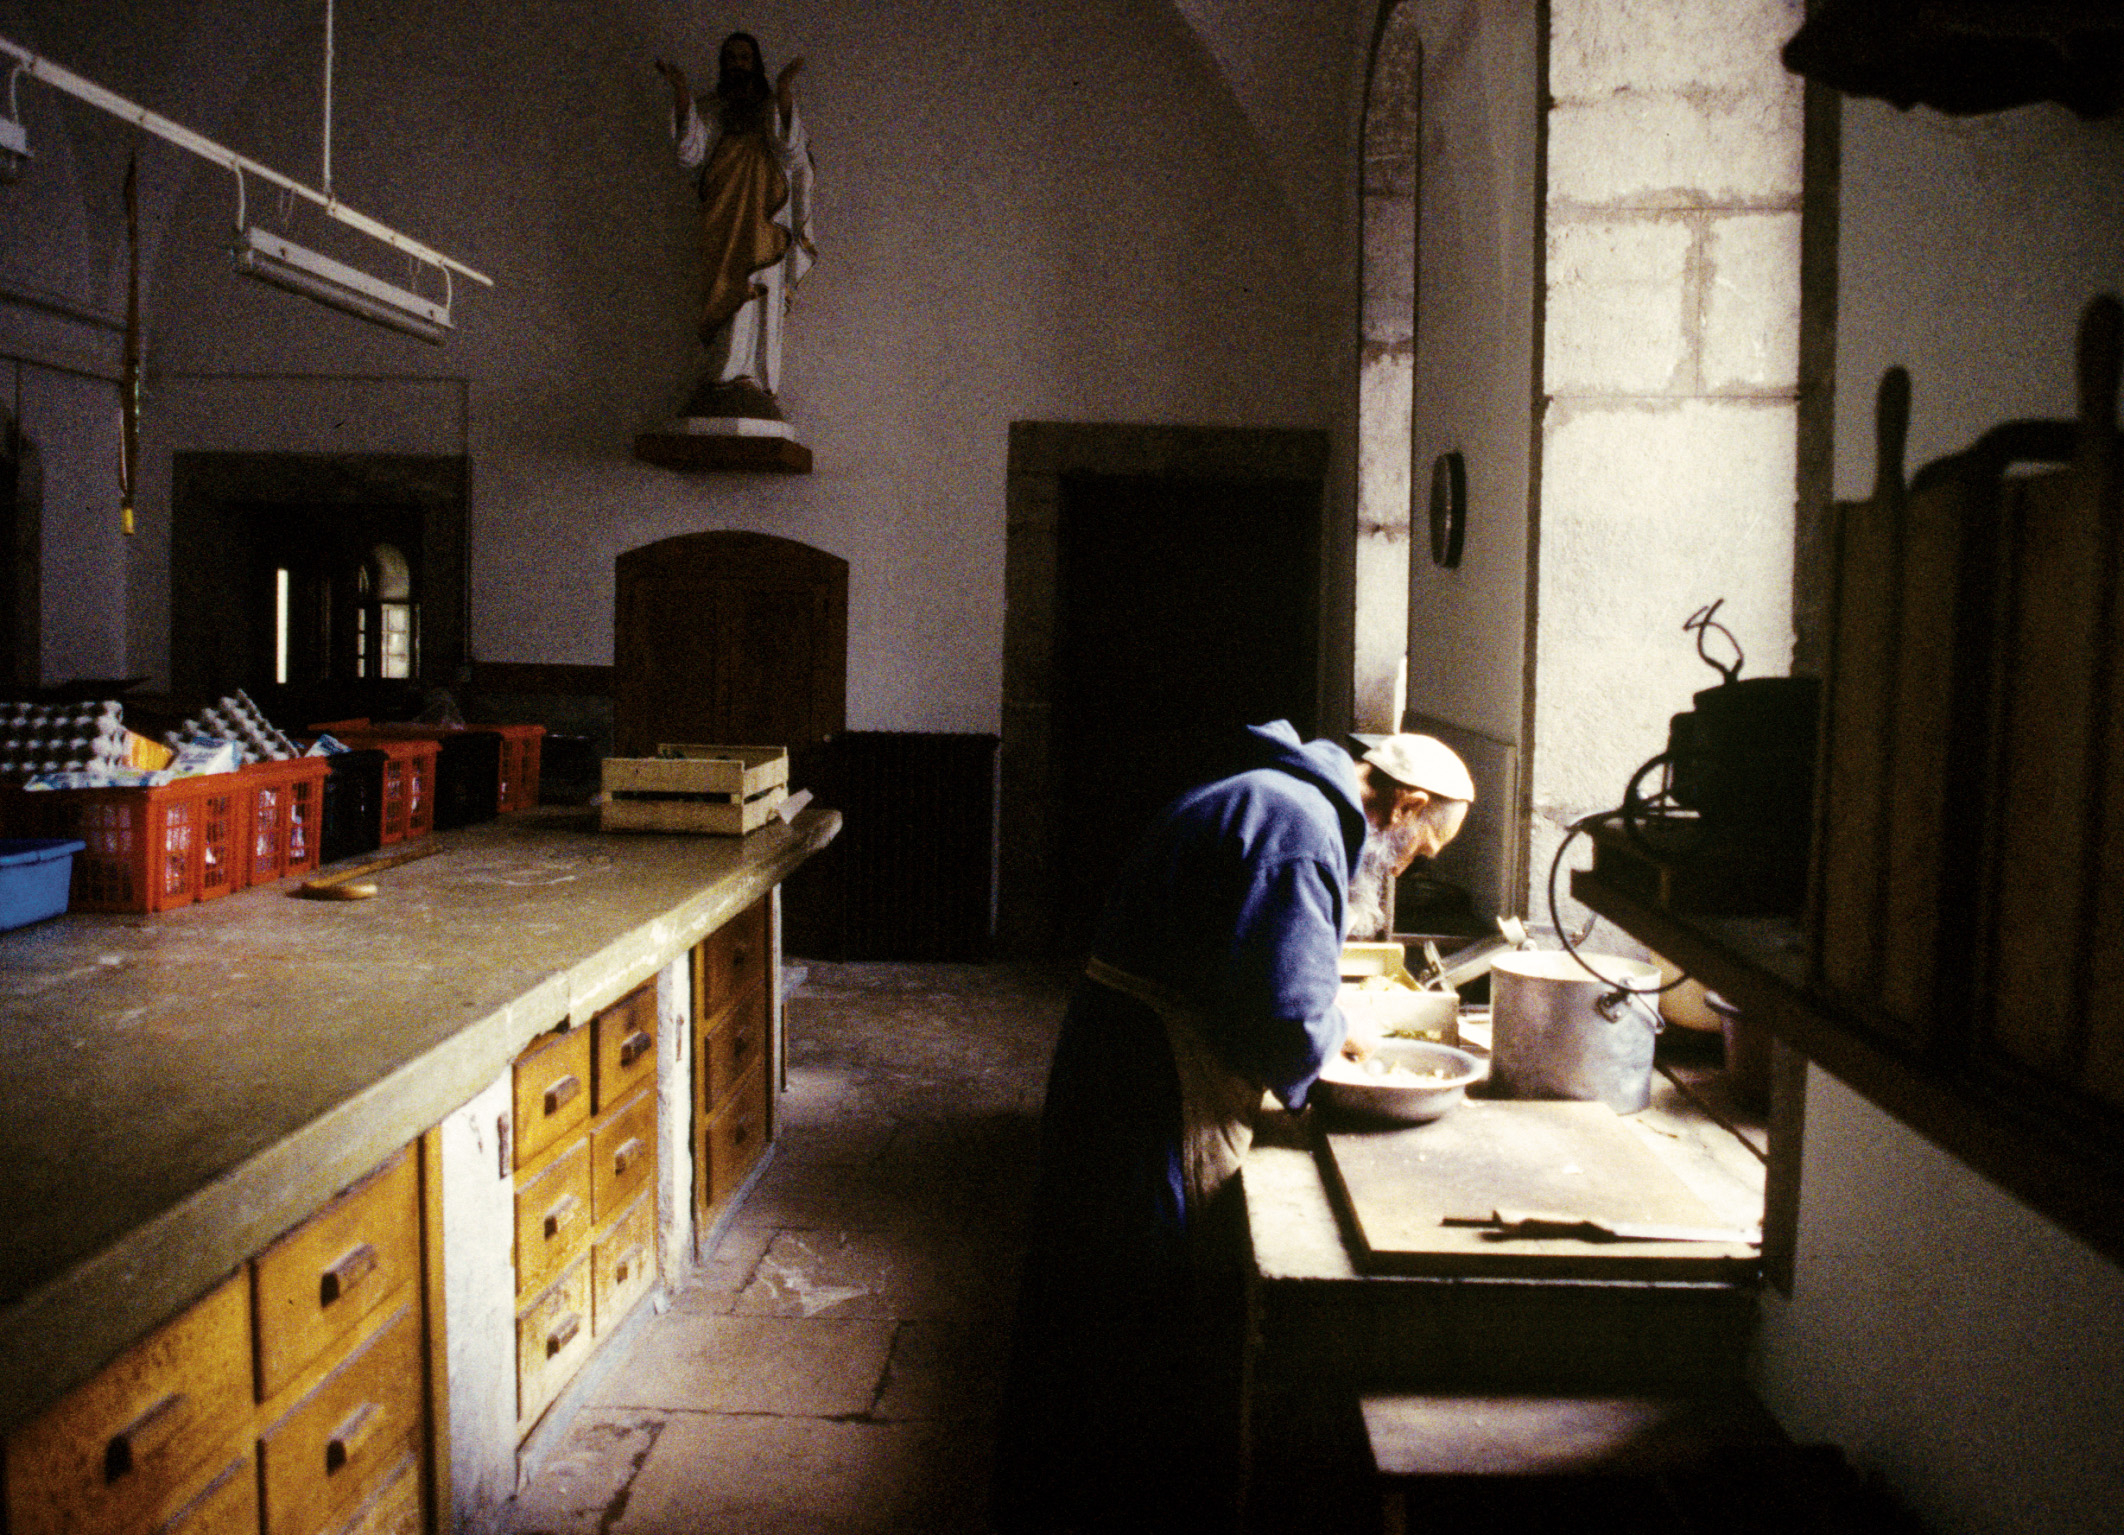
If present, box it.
[1429,450,1466,569]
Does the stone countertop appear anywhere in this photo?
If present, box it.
[0,805,839,1436]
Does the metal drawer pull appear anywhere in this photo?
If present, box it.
[104,1392,186,1482]
[619,1030,653,1068]
[319,1243,379,1307]
[614,1245,644,1286]
[543,1074,582,1117]
[324,1402,377,1474]
[546,1313,581,1357]
[542,1194,581,1242]
[612,1137,645,1178]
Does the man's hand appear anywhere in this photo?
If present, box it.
[777,56,804,116]
[1339,1005,1380,1064]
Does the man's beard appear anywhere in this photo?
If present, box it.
[1347,822,1420,940]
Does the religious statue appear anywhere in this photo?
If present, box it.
[656,33,817,426]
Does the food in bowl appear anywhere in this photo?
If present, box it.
[1314,1039,1484,1124]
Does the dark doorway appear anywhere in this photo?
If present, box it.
[1049,471,1323,953]
[0,412,38,692]
[170,453,466,722]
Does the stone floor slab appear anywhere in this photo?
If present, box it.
[585,1312,895,1416]
[614,1413,992,1535]
[732,1228,1015,1323]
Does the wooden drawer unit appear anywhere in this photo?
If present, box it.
[698,1058,769,1213]
[700,982,768,1113]
[592,983,658,1112]
[696,897,768,1018]
[252,1150,420,1402]
[516,1260,594,1430]
[3,1271,252,1535]
[514,1139,593,1299]
[320,1454,419,1535]
[256,1304,422,1535]
[159,1456,260,1535]
[512,1025,593,1170]
[589,1085,657,1224]
[591,1193,658,1339]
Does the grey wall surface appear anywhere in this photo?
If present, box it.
[1402,0,1539,750]
[0,0,1368,734]
[1753,97,2124,1535]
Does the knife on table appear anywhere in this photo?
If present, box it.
[1444,1208,1761,1245]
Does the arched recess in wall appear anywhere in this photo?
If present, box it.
[1352,3,1421,734]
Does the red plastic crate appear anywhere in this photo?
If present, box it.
[337,737,438,844]
[238,756,332,887]
[488,724,545,811]
[0,773,248,912]
[312,719,544,812]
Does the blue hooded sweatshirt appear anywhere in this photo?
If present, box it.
[1087,719,1370,1109]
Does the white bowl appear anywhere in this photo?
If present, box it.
[1314,1039,1484,1125]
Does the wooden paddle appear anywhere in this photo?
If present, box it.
[295,842,443,900]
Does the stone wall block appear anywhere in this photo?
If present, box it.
[1551,0,1806,100]
[1358,353,1413,516]
[1702,212,1803,392]
[1364,193,1417,304]
[1532,399,1797,811]
[1549,91,1804,207]
[1545,219,1692,395]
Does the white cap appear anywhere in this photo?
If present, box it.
[1350,732,1475,802]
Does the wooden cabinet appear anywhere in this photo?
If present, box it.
[3,1149,431,1535]
[510,983,662,1435]
[2,1274,252,1535]
[611,532,846,762]
[694,896,773,1229]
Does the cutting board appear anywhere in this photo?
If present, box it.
[1318,1099,1759,1280]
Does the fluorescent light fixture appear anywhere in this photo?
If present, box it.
[232,225,451,344]
[0,70,28,183]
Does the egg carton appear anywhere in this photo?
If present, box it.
[163,690,304,769]
[0,700,129,782]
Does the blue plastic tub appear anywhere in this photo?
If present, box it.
[0,838,87,931]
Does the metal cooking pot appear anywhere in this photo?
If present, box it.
[1489,950,1663,1113]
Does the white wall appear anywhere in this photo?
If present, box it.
[2,0,1361,732]
[1752,98,2124,1535]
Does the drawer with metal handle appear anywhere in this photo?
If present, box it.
[592,982,659,1112]
[252,1149,420,1400]
[516,1259,594,1430]
[591,1191,659,1339]
[513,1139,593,1299]
[512,1025,593,1170]
[589,1085,658,1224]
[256,1303,421,1535]
[696,898,768,1020]
[2,1271,251,1535]
[700,982,767,1114]
[699,1060,768,1213]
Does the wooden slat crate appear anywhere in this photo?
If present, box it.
[600,745,788,835]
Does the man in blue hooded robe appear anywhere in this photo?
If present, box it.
[992,721,1474,1534]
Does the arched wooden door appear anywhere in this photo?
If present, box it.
[612,531,847,760]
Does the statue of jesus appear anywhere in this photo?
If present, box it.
[656,33,817,423]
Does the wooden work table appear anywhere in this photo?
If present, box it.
[1237,1040,1769,1528]
[0,805,839,1442]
